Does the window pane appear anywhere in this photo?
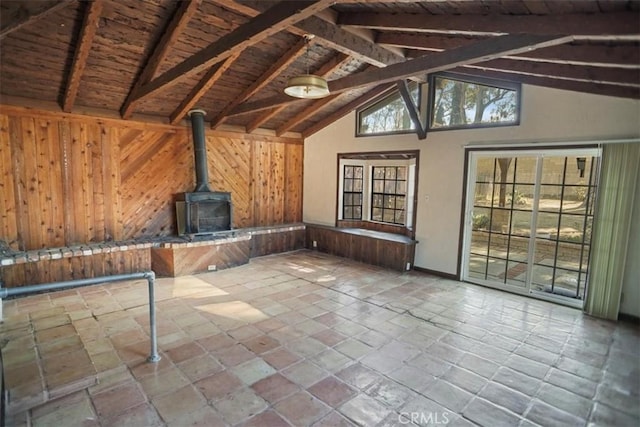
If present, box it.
[396,167,407,180]
[354,207,362,219]
[344,179,353,191]
[373,179,384,192]
[372,194,383,207]
[396,181,406,195]
[373,167,385,179]
[344,207,353,219]
[354,167,363,179]
[430,75,519,130]
[344,166,353,178]
[395,196,405,210]
[357,84,419,135]
[384,181,396,193]
[344,193,352,205]
[372,208,382,221]
[385,167,396,179]
[354,180,363,192]
[354,193,362,205]
[383,210,395,223]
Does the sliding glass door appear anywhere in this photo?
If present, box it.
[462,148,600,307]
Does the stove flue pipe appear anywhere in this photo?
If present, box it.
[188,109,212,192]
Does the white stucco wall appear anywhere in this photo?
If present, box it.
[304,84,640,283]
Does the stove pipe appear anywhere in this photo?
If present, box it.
[188,109,212,192]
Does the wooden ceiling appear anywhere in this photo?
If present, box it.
[1,0,638,137]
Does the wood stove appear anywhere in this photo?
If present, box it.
[177,109,232,236]
[176,191,232,235]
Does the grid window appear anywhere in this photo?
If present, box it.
[343,165,363,220]
[371,166,406,225]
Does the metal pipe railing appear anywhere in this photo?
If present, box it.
[0,271,161,363]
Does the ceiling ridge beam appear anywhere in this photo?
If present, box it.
[301,83,396,138]
[121,0,202,119]
[338,11,640,36]
[170,51,242,125]
[62,0,104,113]
[231,33,574,117]
[131,0,335,107]
[210,37,309,129]
[245,53,351,133]
[0,0,73,40]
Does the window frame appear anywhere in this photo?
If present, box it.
[355,83,422,137]
[342,165,364,220]
[336,151,419,238]
[370,166,407,225]
[427,72,521,132]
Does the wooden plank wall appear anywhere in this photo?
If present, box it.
[0,105,303,252]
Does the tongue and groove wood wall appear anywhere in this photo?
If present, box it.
[0,105,303,252]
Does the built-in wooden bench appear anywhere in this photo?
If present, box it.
[305,224,417,272]
[0,224,305,287]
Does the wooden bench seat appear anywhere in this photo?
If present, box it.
[305,224,417,272]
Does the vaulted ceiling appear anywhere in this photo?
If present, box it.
[1,0,638,137]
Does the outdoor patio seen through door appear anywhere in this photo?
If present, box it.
[461,148,601,308]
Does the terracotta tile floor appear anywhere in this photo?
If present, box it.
[1,250,639,426]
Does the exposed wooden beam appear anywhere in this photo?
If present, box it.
[297,16,404,67]
[246,107,286,133]
[329,34,574,93]
[377,33,640,68]
[210,38,308,128]
[275,56,364,135]
[121,0,201,119]
[276,94,341,136]
[338,11,640,37]
[396,80,426,140]
[62,0,103,113]
[132,1,335,105]
[231,34,573,116]
[246,53,351,132]
[211,0,405,68]
[170,52,242,125]
[0,0,73,39]
[301,83,396,138]
[467,58,640,86]
[451,67,640,99]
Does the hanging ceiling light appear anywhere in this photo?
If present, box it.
[284,35,330,99]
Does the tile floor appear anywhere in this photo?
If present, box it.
[1,250,638,426]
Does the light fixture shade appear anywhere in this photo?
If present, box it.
[284,74,330,99]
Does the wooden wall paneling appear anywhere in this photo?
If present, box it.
[207,135,253,228]
[41,118,65,247]
[69,121,88,244]
[10,117,30,250]
[0,114,19,249]
[271,141,285,224]
[119,129,191,239]
[58,120,74,246]
[100,125,122,241]
[284,143,303,223]
[252,140,268,226]
[21,117,46,249]
[89,123,105,242]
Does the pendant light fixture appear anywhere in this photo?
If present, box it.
[284,35,330,99]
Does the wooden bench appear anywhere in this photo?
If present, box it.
[305,224,417,272]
